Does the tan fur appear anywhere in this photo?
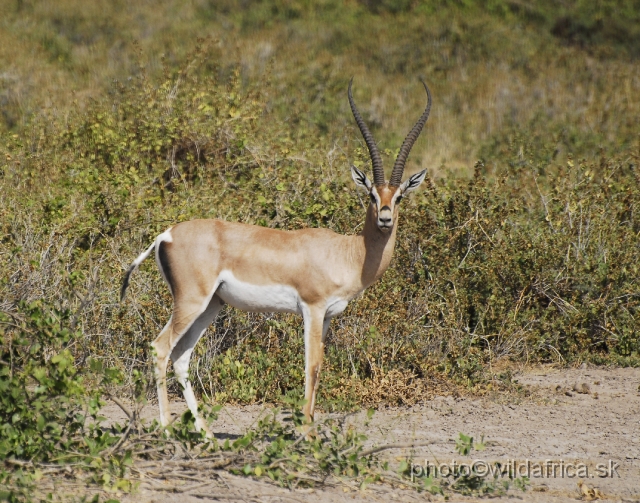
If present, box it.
[122,83,431,433]
[147,188,403,429]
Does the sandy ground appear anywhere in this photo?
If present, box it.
[88,366,639,502]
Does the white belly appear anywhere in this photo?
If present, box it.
[325,296,349,318]
[216,270,301,314]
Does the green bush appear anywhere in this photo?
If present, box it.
[1,26,639,413]
[2,50,639,411]
[0,302,89,461]
[1,3,639,499]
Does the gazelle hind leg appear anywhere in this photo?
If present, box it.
[151,289,221,429]
[170,295,224,434]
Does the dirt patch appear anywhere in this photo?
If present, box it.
[88,366,640,502]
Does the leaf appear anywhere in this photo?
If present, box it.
[89,358,103,372]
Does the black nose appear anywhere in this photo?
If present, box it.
[381,205,391,211]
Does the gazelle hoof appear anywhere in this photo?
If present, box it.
[195,417,214,438]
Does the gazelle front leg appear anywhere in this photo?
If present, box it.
[301,305,330,423]
[151,320,175,428]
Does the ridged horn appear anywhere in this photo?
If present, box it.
[389,80,432,187]
[348,78,385,186]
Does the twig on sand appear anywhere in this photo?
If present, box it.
[107,394,134,421]
[360,442,433,457]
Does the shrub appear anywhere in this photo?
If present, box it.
[0,42,638,412]
[0,301,90,461]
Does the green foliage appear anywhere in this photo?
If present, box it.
[455,432,485,456]
[0,301,88,461]
[1,2,638,500]
[1,44,638,413]
[0,301,128,502]
[3,0,640,169]
[215,398,379,486]
[404,432,527,496]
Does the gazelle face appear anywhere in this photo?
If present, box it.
[351,166,427,233]
[369,185,401,232]
[348,79,431,232]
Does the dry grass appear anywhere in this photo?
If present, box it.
[1,1,638,411]
[1,1,639,172]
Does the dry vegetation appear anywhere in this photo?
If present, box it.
[2,0,640,170]
[1,0,639,499]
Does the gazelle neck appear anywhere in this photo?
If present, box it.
[356,202,399,287]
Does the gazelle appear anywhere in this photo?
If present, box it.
[121,79,432,433]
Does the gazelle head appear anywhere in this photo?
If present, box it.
[349,79,431,233]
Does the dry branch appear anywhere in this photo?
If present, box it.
[360,442,434,457]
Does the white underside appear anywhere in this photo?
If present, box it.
[216,269,302,314]
[215,270,352,319]
[325,296,349,318]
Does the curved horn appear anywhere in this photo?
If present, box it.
[389,80,432,187]
[348,78,385,186]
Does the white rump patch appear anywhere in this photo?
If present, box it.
[156,228,174,244]
[216,270,301,314]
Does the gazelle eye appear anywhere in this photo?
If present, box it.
[369,193,376,204]
[396,195,403,204]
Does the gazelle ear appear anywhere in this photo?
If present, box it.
[400,169,427,195]
[351,166,372,191]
